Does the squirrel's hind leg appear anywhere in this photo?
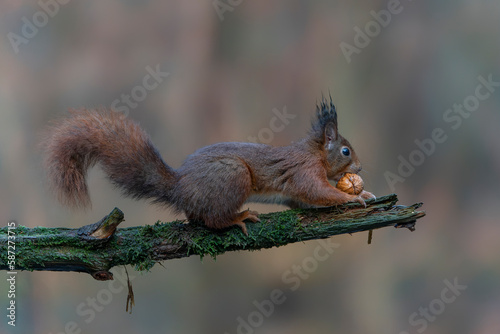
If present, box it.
[180,156,259,234]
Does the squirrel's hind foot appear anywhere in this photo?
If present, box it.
[232,210,260,235]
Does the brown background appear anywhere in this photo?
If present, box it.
[1,1,499,333]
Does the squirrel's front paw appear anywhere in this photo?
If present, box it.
[360,190,376,200]
[348,194,366,208]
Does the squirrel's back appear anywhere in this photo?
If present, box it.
[42,109,177,208]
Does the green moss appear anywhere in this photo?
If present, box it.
[175,209,304,260]
[0,195,426,275]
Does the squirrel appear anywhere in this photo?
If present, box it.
[42,98,375,235]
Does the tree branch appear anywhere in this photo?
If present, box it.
[0,194,425,280]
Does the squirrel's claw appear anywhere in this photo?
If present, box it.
[244,210,261,223]
[352,195,366,208]
[234,222,249,236]
[360,190,376,200]
[233,210,261,235]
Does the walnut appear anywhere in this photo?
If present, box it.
[336,173,364,195]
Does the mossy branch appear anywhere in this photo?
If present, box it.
[0,194,425,280]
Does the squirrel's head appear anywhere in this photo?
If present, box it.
[310,97,362,182]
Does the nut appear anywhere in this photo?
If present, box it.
[336,173,364,195]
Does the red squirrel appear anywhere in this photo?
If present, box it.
[43,98,375,234]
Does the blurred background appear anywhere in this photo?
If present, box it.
[1,0,499,333]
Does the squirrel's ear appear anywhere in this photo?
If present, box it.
[312,95,339,147]
[324,122,338,150]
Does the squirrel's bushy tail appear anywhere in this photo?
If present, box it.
[42,108,177,208]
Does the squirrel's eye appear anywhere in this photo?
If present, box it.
[341,147,350,156]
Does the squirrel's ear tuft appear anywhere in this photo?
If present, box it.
[310,95,338,145]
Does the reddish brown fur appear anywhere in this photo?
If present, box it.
[42,102,374,234]
[42,108,176,208]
